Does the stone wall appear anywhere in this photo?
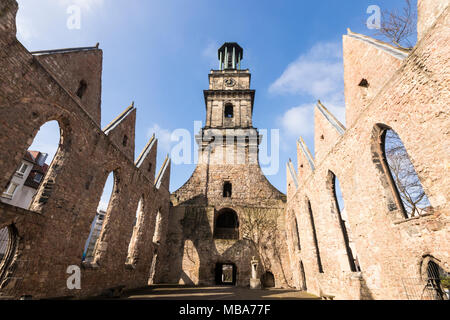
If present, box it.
[0,1,171,299]
[285,4,449,300]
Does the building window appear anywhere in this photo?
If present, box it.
[82,171,117,263]
[214,208,239,240]
[153,209,163,244]
[294,217,301,251]
[373,125,431,219]
[126,197,144,266]
[306,199,323,273]
[224,103,234,119]
[223,182,232,198]
[16,163,28,176]
[329,171,361,272]
[76,80,87,99]
[34,173,43,183]
[4,182,19,197]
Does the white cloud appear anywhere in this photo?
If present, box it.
[279,103,315,138]
[16,0,104,46]
[147,124,173,153]
[269,42,343,98]
[272,41,347,140]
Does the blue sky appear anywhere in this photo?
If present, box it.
[18,0,416,195]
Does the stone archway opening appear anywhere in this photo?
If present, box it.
[261,271,275,288]
[215,263,237,286]
[214,208,239,240]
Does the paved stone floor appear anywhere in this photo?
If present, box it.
[116,285,320,300]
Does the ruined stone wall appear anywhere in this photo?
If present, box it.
[163,143,292,288]
[285,5,449,300]
[0,1,171,299]
[417,0,450,41]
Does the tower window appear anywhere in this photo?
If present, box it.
[76,80,87,99]
[223,182,232,198]
[225,104,234,119]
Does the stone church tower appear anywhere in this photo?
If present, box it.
[160,43,292,288]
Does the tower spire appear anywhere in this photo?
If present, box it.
[218,42,243,70]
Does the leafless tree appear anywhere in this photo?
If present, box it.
[374,0,417,50]
[240,208,293,288]
[385,129,431,217]
[241,208,278,269]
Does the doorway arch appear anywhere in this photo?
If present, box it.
[215,262,237,286]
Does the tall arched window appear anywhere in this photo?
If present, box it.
[306,199,323,273]
[214,208,239,240]
[294,217,301,251]
[153,209,163,244]
[1,121,60,210]
[224,103,234,119]
[373,125,431,218]
[82,171,116,263]
[126,197,144,266]
[223,182,232,198]
[0,225,18,284]
[329,171,360,272]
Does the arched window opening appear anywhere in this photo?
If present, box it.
[126,197,144,266]
[299,261,307,291]
[1,121,60,210]
[307,200,323,273]
[223,181,232,198]
[148,250,158,285]
[294,217,301,251]
[261,271,275,288]
[153,209,163,244]
[224,103,234,119]
[329,172,361,272]
[82,171,116,263]
[214,208,239,240]
[0,225,18,283]
[76,80,87,99]
[376,126,431,218]
[425,260,449,300]
[122,135,128,147]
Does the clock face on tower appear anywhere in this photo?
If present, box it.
[224,78,236,87]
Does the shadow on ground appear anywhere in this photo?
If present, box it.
[94,285,320,300]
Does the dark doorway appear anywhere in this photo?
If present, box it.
[261,271,275,288]
[215,263,237,286]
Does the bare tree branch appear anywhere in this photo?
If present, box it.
[373,0,417,50]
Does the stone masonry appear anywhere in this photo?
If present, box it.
[285,0,449,299]
[0,0,448,300]
[160,43,292,288]
[0,0,171,299]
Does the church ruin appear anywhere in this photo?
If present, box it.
[0,0,449,300]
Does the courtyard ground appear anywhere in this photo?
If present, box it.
[109,285,320,300]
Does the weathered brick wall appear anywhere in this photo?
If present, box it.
[343,31,407,128]
[285,5,449,300]
[417,0,450,41]
[0,1,171,299]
